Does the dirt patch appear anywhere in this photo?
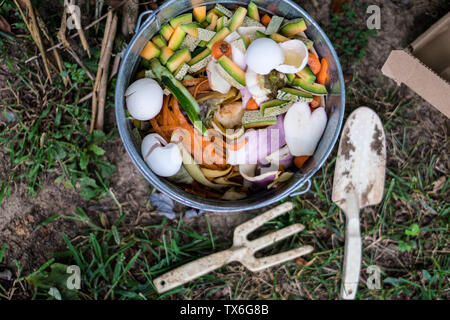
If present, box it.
[340,127,355,160]
[371,124,383,156]
[361,182,374,205]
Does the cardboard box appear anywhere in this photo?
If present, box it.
[382,12,450,118]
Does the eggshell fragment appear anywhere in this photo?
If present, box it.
[284,102,327,156]
[224,32,248,70]
[245,38,284,75]
[207,60,232,94]
[275,40,309,74]
[125,78,163,121]
[141,134,183,177]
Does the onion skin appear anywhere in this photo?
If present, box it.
[201,165,232,178]
[263,145,294,168]
[222,188,247,200]
[240,87,252,109]
[227,115,286,165]
[239,164,280,189]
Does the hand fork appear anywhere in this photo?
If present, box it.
[153,202,314,293]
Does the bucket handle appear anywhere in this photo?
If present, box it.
[136,10,156,34]
[290,179,312,197]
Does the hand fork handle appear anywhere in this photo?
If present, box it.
[153,249,236,294]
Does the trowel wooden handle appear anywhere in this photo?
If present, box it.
[341,215,362,300]
[153,250,232,294]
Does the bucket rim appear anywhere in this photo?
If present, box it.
[115,0,346,212]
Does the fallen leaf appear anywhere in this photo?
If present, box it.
[149,193,176,219]
[295,257,308,266]
[432,176,446,194]
[295,257,317,277]
[0,269,12,281]
[0,15,12,34]
[331,0,351,15]
[185,209,205,218]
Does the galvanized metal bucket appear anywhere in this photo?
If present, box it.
[115,0,345,212]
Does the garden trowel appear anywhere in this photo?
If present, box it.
[332,107,386,300]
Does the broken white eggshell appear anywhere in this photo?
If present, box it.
[245,69,271,102]
[141,133,182,177]
[284,102,327,156]
[245,38,284,75]
[207,60,232,94]
[230,43,247,70]
[125,78,163,121]
[223,32,247,70]
[275,39,309,74]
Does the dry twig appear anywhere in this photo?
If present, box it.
[64,0,91,57]
[90,10,114,133]
[96,13,118,131]
[121,0,139,36]
[14,0,53,83]
[36,9,70,86]
[25,0,128,64]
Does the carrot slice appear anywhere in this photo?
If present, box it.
[294,156,310,169]
[171,97,188,124]
[225,137,248,151]
[150,118,168,141]
[261,14,271,27]
[159,124,192,132]
[168,96,179,124]
[246,98,259,110]
[310,95,321,109]
[308,52,321,75]
[161,95,170,126]
[194,78,209,98]
[211,41,232,60]
[317,58,329,85]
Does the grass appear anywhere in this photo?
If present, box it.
[0,0,449,300]
[0,30,116,204]
[326,1,378,71]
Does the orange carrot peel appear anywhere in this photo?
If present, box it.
[308,52,321,75]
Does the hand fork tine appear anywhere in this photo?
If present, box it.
[244,245,314,272]
[248,224,305,252]
[234,202,294,245]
